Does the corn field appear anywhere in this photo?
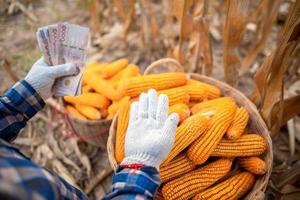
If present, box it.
[0,0,299,199]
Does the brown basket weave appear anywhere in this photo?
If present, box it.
[67,114,112,148]
[48,98,112,148]
[107,58,273,200]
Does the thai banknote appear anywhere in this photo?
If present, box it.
[36,22,89,96]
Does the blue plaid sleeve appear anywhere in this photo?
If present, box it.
[102,166,160,200]
[0,80,45,142]
[0,139,89,200]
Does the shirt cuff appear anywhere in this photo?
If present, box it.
[113,165,160,195]
[5,80,45,119]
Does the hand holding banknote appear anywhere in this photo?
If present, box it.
[25,58,79,100]
[36,22,89,96]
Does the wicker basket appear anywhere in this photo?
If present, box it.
[107,58,273,200]
[49,98,112,148]
[67,114,112,148]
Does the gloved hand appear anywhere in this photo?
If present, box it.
[24,57,78,100]
[121,89,179,169]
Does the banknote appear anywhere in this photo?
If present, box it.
[36,22,89,96]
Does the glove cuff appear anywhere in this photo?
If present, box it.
[24,77,48,100]
[121,153,161,169]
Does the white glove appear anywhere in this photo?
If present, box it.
[25,57,78,100]
[121,89,179,169]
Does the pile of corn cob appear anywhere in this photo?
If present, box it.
[63,58,141,120]
[113,72,268,200]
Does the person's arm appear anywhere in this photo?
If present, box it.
[0,58,77,142]
[103,166,160,200]
[103,89,179,200]
[0,80,45,141]
[0,139,89,200]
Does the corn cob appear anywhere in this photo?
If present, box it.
[158,88,190,106]
[121,64,140,78]
[115,97,131,163]
[169,103,190,122]
[191,97,235,115]
[75,104,101,120]
[211,134,267,157]
[82,62,107,85]
[193,172,255,200]
[108,68,126,82]
[159,154,196,183]
[82,85,93,93]
[187,79,221,99]
[120,72,188,97]
[116,64,141,89]
[86,74,121,101]
[107,97,127,119]
[65,105,87,120]
[180,84,208,102]
[155,188,164,200]
[226,107,249,140]
[188,101,198,109]
[162,159,232,200]
[162,115,209,164]
[100,108,108,119]
[64,93,110,109]
[110,64,140,88]
[187,102,236,164]
[98,58,128,78]
[237,157,267,175]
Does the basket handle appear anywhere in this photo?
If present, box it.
[144,58,185,75]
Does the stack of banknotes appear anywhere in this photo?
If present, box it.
[36,22,89,96]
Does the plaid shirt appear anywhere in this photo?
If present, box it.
[0,80,160,200]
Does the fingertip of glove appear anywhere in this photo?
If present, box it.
[147,88,157,95]
[158,94,168,103]
[140,92,148,98]
[169,112,179,120]
[168,113,179,124]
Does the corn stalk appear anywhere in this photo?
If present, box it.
[240,0,281,75]
[254,0,300,136]
[223,0,250,86]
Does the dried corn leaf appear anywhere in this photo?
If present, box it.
[272,160,300,188]
[255,1,300,136]
[1,59,19,82]
[192,22,213,75]
[69,139,92,177]
[174,0,193,63]
[113,0,135,37]
[164,0,175,49]
[52,159,77,187]
[287,119,295,156]
[240,0,281,75]
[192,0,213,75]
[172,0,193,20]
[113,0,127,20]
[143,0,161,47]
[138,0,151,46]
[281,95,300,126]
[88,0,102,34]
[193,0,206,17]
[223,0,250,86]
[248,0,265,22]
[84,165,113,194]
[123,0,135,37]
